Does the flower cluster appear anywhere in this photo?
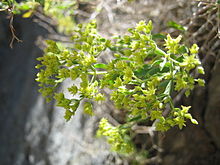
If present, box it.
[36,22,108,120]
[97,118,134,154]
[36,20,205,153]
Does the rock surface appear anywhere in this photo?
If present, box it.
[0,15,110,165]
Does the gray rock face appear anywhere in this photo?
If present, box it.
[205,54,220,149]
[0,15,47,165]
[25,92,110,165]
[0,15,110,165]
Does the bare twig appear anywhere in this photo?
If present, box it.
[33,18,57,34]
[9,12,22,48]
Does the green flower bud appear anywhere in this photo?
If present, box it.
[197,66,205,74]
[191,119,198,125]
[68,85,78,95]
[190,44,199,54]
[197,79,205,86]
[83,102,94,116]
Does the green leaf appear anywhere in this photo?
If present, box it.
[55,78,65,83]
[18,4,31,10]
[68,85,78,95]
[116,57,129,60]
[164,80,172,95]
[64,110,74,121]
[148,67,160,76]
[176,56,184,62]
[99,38,106,42]
[119,124,132,129]
[134,64,151,78]
[93,63,107,69]
[159,80,170,88]
[154,47,167,56]
[22,10,33,18]
[152,33,166,40]
[70,100,80,113]
[151,59,163,67]
[167,21,186,31]
[83,102,94,116]
[159,58,167,71]
[178,45,189,54]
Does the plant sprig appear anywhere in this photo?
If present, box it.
[36,20,205,154]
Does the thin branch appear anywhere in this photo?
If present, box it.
[9,12,22,48]
[33,18,56,34]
